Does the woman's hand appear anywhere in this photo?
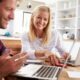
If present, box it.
[43,51,67,67]
[44,54,66,67]
[62,52,71,60]
[35,50,67,67]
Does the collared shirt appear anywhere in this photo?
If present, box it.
[21,30,66,59]
[0,40,6,56]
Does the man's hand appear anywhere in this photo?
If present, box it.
[0,52,27,78]
[1,49,13,58]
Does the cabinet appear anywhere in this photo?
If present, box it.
[55,0,80,40]
[49,4,56,29]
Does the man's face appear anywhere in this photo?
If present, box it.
[0,0,16,29]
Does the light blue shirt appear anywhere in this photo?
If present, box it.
[21,30,65,59]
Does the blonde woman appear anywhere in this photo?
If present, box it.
[21,5,69,66]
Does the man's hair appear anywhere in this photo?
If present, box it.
[0,0,3,3]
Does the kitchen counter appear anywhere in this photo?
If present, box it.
[0,36,21,40]
[0,36,21,54]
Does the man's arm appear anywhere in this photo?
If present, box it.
[0,52,27,78]
[0,40,6,56]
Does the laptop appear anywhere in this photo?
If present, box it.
[67,47,80,66]
[13,41,77,80]
[14,64,61,80]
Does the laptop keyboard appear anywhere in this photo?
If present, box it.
[68,60,75,63]
[33,65,61,79]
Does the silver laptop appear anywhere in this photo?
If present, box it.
[13,41,77,80]
[67,47,80,66]
[14,64,61,80]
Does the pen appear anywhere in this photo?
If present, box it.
[14,55,27,61]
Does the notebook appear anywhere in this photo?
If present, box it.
[14,64,61,80]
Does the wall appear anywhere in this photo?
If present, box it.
[17,0,45,12]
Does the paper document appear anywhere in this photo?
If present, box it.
[24,59,43,65]
[67,71,80,78]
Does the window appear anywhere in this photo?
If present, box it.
[23,12,31,33]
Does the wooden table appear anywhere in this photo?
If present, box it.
[1,39,21,54]
[58,66,80,80]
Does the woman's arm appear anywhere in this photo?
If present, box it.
[54,31,69,59]
[21,33,36,59]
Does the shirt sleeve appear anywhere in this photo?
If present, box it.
[0,40,6,56]
[21,33,36,59]
[51,31,66,57]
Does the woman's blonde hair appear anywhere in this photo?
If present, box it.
[28,5,52,45]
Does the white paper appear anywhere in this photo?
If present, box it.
[27,59,43,64]
[67,71,80,78]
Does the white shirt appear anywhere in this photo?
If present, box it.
[21,30,66,59]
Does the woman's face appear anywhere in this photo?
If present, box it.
[33,10,49,31]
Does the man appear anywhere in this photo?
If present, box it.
[0,0,27,79]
